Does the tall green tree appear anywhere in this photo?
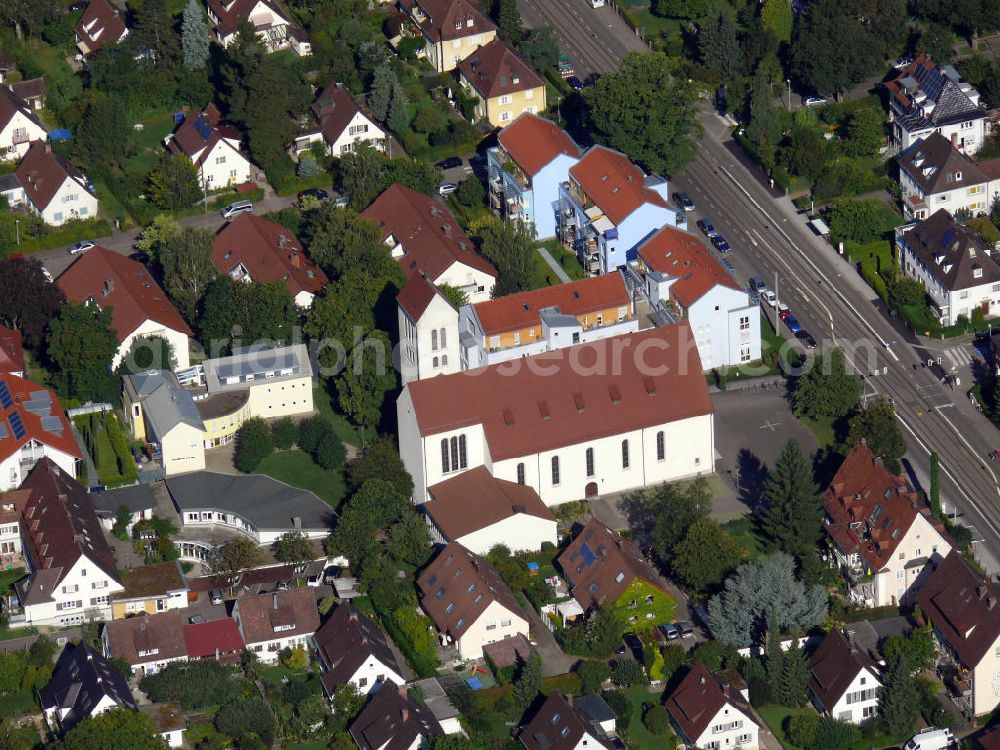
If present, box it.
[495,0,524,44]
[46,303,120,402]
[847,397,907,474]
[274,531,315,579]
[336,330,396,444]
[367,63,395,121]
[929,452,941,516]
[147,153,201,210]
[585,52,702,175]
[794,347,861,419]
[699,14,741,82]
[518,27,560,72]
[653,0,709,20]
[158,228,217,322]
[197,278,298,351]
[671,519,745,593]
[775,640,810,706]
[473,218,534,297]
[234,417,274,472]
[53,708,166,750]
[347,435,414,497]
[132,0,180,69]
[182,0,210,70]
[301,206,397,282]
[211,537,265,593]
[790,0,883,97]
[780,126,828,183]
[746,64,782,167]
[649,477,712,563]
[844,106,887,158]
[759,439,821,556]
[76,95,134,170]
[879,652,919,735]
[0,257,65,349]
[761,0,793,43]
[386,79,410,134]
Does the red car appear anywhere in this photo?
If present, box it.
[778,304,792,320]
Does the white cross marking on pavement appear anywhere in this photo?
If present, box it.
[760,421,781,432]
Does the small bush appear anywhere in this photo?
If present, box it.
[643,704,671,735]
[785,713,820,747]
[270,417,298,451]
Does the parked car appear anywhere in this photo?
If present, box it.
[711,235,731,253]
[696,218,717,237]
[297,188,329,205]
[720,258,736,275]
[777,303,792,320]
[894,54,915,69]
[673,192,695,211]
[659,623,681,641]
[220,200,254,219]
[567,75,584,92]
[437,182,458,196]
[748,276,766,293]
[69,240,96,255]
[129,251,150,264]
[333,194,350,208]
[796,329,817,349]
[803,96,828,108]
[40,267,54,283]
[306,571,324,587]
[904,728,954,750]
[275,580,291,591]
[677,621,694,639]
[690,602,714,637]
[210,589,224,605]
[436,156,463,170]
[760,290,778,308]
[785,315,802,334]
[622,633,644,662]
[323,566,340,585]
[189,614,207,624]
[747,288,760,305]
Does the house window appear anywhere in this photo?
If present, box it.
[358,677,368,687]
[656,431,665,461]
[441,439,450,473]
[740,345,752,363]
[458,435,467,468]
[432,329,438,350]
[215,155,226,164]
[500,111,511,122]
[433,356,439,368]
[440,328,447,348]
[441,355,448,366]
[349,124,369,136]
[551,456,560,485]
[621,439,630,469]
[516,463,525,484]
[739,315,750,331]
[585,447,595,477]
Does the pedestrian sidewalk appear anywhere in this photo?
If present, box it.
[536,246,571,284]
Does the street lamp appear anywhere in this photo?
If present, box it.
[14,219,19,246]
[786,80,791,111]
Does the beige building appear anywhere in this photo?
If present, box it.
[458,39,546,127]
[110,562,189,620]
[397,0,497,72]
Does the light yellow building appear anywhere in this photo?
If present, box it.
[110,561,189,620]
[398,0,496,73]
[123,371,207,476]
[458,39,546,127]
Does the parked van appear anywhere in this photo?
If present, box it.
[210,589,224,605]
[220,200,254,219]
[904,727,954,750]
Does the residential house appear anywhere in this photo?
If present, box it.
[41,643,137,733]
[397,323,714,505]
[102,610,189,675]
[397,0,497,73]
[13,141,98,226]
[138,703,186,748]
[166,471,334,548]
[884,54,986,156]
[88,483,158,535]
[897,132,991,221]
[14,459,122,626]
[458,39,545,127]
[232,588,321,664]
[665,664,759,750]
[10,78,46,112]
[822,440,951,608]
[457,272,637,370]
[182,618,246,665]
[213,213,328,308]
[557,519,673,630]
[123,371,206,476]
[519,692,615,750]
[0,491,25,566]
[487,113,581,239]
[74,0,129,57]
[0,375,80,491]
[416,541,530,660]
[58,246,194,370]
[313,603,405,697]
[410,677,463,735]
[350,684,444,750]
[896,208,1000,326]
[918,551,1000,715]
[423,466,557,554]
[165,103,253,189]
[808,630,882,725]
[558,145,683,275]
[364,183,498,303]
[636,226,760,369]
[0,87,46,161]
[206,0,311,55]
[294,81,387,157]
[0,326,25,376]
[397,273,462,384]
[109,561,189,620]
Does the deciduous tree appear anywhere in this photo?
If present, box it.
[46,303,120,402]
[335,330,397,444]
[789,0,883,97]
[671,519,745,593]
[54,708,166,750]
[847,397,906,474]
[234,417,274,472]
[649,478,712,563]
[347,435,413,496]
[472,217,534,297]
[794,347,861,420]
[271,417,298,450]
[211,537,265,593]
[274,531,315,577]
[147,153,201,210]
[699,13,741,82]
[0,257,65,349]
[197,278,298,351]
[158,228,217,322]
[761,0,793,43]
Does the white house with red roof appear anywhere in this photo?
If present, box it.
[557,145,685,275]
[637,226,760,369]
[13,141,98,226]
[0,375,81,492]
[74,0,129,57]
[487,113,581,239]
[363,183,497,303]
[398,0,497,73]
[397,323,714,505]
[206,0,310,56]
[0,88,47,161]
[294,81,387,158]
[665,664,759,750]
[164,104,253,189]
[397,273,461,385]
[57,247,194,370]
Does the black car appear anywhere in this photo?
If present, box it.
[436,156,463,170]
[796,329,818,349]
[567,76,584,92]
[129,251,150,264]
[677,621,694,639]
[621,633,644,662]
[297,188,329,205]
[673,192,695,211]
[696,218,717,237]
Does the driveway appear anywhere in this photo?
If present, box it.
[516,599,576,677]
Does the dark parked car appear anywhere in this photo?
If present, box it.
[677,621,694,639]
[622,633,644,662]
[711,235,731,253]
[748,276,766,293]
[673,192,695,211]
[696,218,717,237]
[785,315,802,334]
[297,188,329,205]
[796,329,818,349]
[567,76,584,92]
[276,580,291,591]
[436,156,463,170]
[129,251,150,264]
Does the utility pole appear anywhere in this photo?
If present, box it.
[786,79,791,111]
[203,177,208,214]
[774,271,780,331]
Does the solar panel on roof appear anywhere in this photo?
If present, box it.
[8,412,25,439]
[23,391,52,415]
[0,423,7,439]
[41,416,63,433]
[579,543,596,566]
[194,118,213,140]
[0,382,11,409]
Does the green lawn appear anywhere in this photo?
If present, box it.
[798,414,837,449]
[257,449,346,509]
[621,686,672,750]
[0,689,37,717]
[759,705,815,750]
[0,627,37,642]
[721,516,766,561]
[312,385,362,448]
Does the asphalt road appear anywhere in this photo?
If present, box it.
[516,0,646,79]
[677,111,1000,572]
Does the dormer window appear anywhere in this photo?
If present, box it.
[455,19,462,29]
[955,171,962,181]
[466,18,474,27]
[974,265,983,279]
[273,623,295,632]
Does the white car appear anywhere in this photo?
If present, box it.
[803,96,828,108]
[438,182,458,196]
[761,290,778,308]
[69,240,96,255]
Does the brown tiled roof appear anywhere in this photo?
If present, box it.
[569,146,669,225]
[897,133,987,195]
[424,466,555,541]
[520,692,613,750]
[808,630,880,711]
[917,552,1000,669]
[471,273,629,335]
[978,157,1000,182]
[665,665,751,743]
[315,602,403,694]
[167,104,242,166]
[0,86,42,133]
[111,562,187,602]
[0,375,80,466]
[405,323,711,461]
[350,685,443,750]
[75,0,128,54]
[18,458,116,607]
[975,726,1000,750]
[235,588,321,646]
[0,326,24,376]
[58,247,194,340]
[822,441,942,572]
[10,78,46,103]
[416,542,522,640]
[138,702,185,735]
[363,183,497,281]
[103,611,187,666]
[213,213,328,298]
[183,618,245,659]
[15,141,88,212]
[458,39,543,99]
[498,113,580,178]
[638,226,741,307]
[398,0,495,43]
[899,209,1000,292]
[482,633,533,669]
[311,81,381,145]
[397,273,444,320]
[557,518,666,610]
[207,0,292,39]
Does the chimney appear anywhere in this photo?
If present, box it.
[565,693,573,706]
[273,593,279,609]
[443,223,452,237]
[952,133,959,148]
[44,142,51,155]
[398,685,408,701]
[289,252,301,268]
[400,708,409,722]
